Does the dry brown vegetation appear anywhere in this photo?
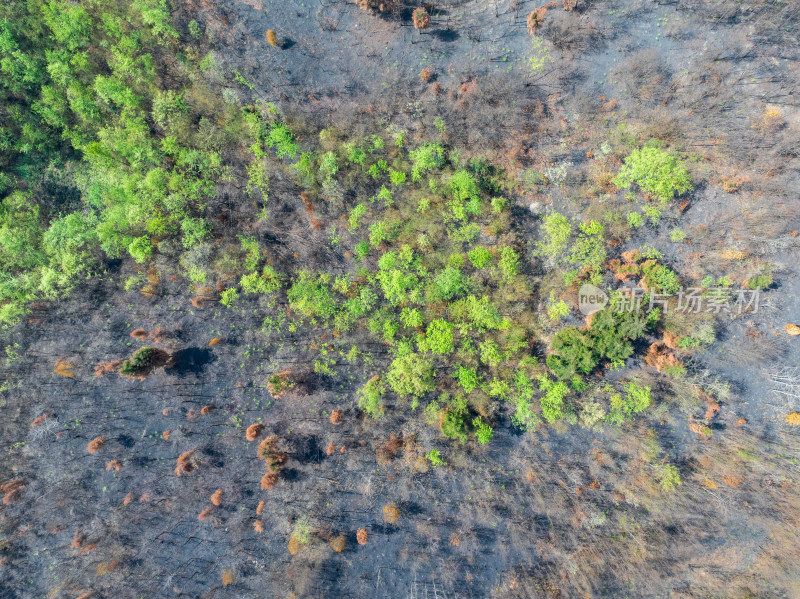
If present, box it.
[87,437,105,454]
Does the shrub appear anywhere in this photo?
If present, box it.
[472,417,493,444]
[497,246,520,282]
[748,273,772,290]
[409,142,446,181]
[348,203,367,230]
[468,246,492,268]
[358,375,386,418]
[330,534,346,552]
[670,228,687,243]
[441,409,468,442]
[357,528,369,545]
[430,266,468,301]
[479,339,503,367]
[400,307,423,328]
[538,375,568,423]
[389,169,406,186]
[456,366,479,393]
[219,287,239,307]
[546,292,570,322]
[383,504,400,523]
[266,29,278,47]
[627,212,644,228]
[266,123,297,159]
[369,220,390,248]
[537,212,572,260]
[612,143,692,203]
[641,261,680,294]
[491,197,507,213]
[288,271,336,319]
[426,449,446,467]
[654,463,681,492]
[119,347,170,378]
[412,7,430,29]
[386,352,435,398]
[449,170,479,202]
[128,236,153,263]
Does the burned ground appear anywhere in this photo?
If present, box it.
[1,1,800,598]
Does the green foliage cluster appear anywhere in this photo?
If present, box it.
[547,297,654,379]
[612,142,692,203]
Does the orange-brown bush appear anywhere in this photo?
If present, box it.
[376,433,404,464]
[221,569,234,586]
[266,29,278,47]
[175,449,196,476]
[288,535,300,555]
[326,442,335,456]
[31,414,47,427]
[412,8,429,29]
[210,489,223,506]
[356,528,368,545]
[256,500,265,515]
[200,405,215,415]
[208,336,222,347]
[330,534,346,552]
[54,357,76,378]
[162,430,171,440]
[527,6,549,35]
[383,504,400,523]
[87,437,105,454]
[94,360,122,378]
[105,460,122,472]
[198,506,213,521]
[130,328,148,340]
[246,423,264,441]
[420,67,434,82]
[257,435,278,460]
[329,410,343,424]
[261,471,279,490]
[253,520,264,533]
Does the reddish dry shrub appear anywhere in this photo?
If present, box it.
[253,520,264,533]
[162,430,171,440]
[130,328,148,340]
[175,449,196,476]
[261,471,279,490]
[412,8,429,29]
[645,343,684,373]
[208,336,222,347]
[94,360,123,378]
[75,592,94,599]
[356,528,368,545]
[326,442,335,456]
[383,504,400,524]
[87,437,105,454]
[256,500,265,515]
[329,410,343,425]
[266,29,278,47]
[450,533,461,547]
[123,492,134,506]
[210,489,223,506]
[150,327,166,342]
[31,414,47,427]
[420,67,434,82]
[198,506,213,521]
[246,423,264,441]
[376,433,404,464]
[200,405,216,415]
[527,7,548,34]
[329,534,346,552]
[257,436,278,460]
[563,0,576,10]
[105,460,122,472]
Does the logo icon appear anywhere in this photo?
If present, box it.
[578,284,608,315]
